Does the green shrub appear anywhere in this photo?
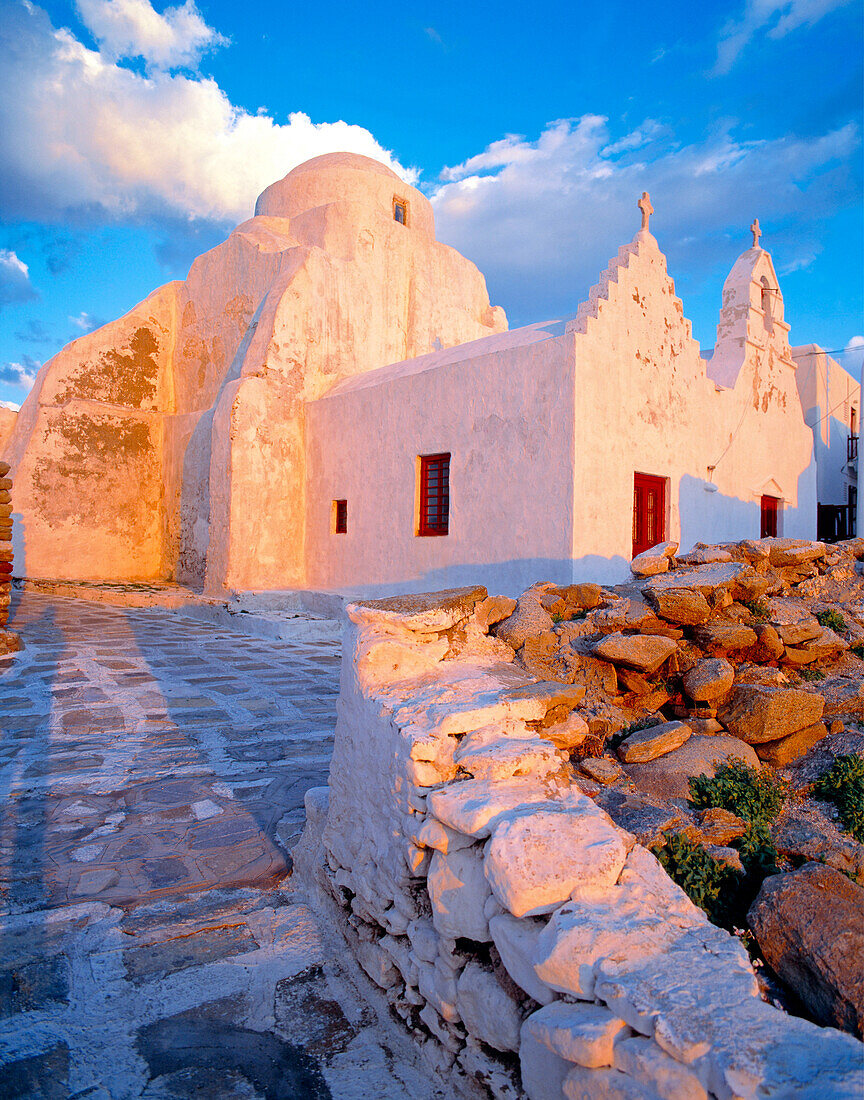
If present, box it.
[798,667,825,682]
[816,609,846,633]
[688,759,789,827]
[651,832,739,925]
[653,820,782,931]
[850,643,864,659]
[550,612,564,624]
[744,599,770,622]
[812,754,864,842]
[737,820,780,878]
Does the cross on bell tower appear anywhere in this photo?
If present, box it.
[638,191,654,232]
[750,218,761,249]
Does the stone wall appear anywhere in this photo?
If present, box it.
[308,584,863,1099]
[0,459,20,655]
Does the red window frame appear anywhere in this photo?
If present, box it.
[761,495,779,539]
[418,453,450,536]
[632,473,666,558]
[334,499,347,534]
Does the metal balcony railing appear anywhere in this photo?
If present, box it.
[848,434,858,463]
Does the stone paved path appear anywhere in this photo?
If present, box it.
[0,594,449,1100]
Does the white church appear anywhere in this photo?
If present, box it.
[2,153,859,596]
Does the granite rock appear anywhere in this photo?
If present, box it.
[683,659,735,703]
[718,684,824,744]
[754,721,829,766]
[456,961,523,1052]
[644,587,712,626]
[591,633,678,674]
[427,845,492,942]
[748,863,864,1036]
[617,721,691,764]
[624,735,760,801]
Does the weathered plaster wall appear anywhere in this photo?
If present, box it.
[207,181,507,594]
[793,344,859,509]
[305,322,577,597]
[703,248,816,543]
[0,408,16,454]
[311,591,863,1099]
[5,153,505,587]
[4,285,178,580]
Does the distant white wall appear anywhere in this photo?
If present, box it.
[305,325,578,598]
[793,344,859,511]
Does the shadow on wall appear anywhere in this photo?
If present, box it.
[11,511,26,579]
[331,553,632,601]
[176,304,265,589]
[678,467,817,551]
[819,411,856,507]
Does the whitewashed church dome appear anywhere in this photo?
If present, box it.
[253,152,435,236]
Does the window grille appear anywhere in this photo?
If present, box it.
[419,453,450,536]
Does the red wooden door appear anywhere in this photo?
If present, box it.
[633,473,666,558]
[761,495,778,538]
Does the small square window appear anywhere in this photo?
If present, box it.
[418,453,449,536]
[333,499,348,534]
[393,198,408,225]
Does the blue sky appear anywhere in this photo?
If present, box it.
[0,0,861,408]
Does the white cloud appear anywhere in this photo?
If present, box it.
[69,311,104,332]
[0,400,21,411]
[714,0,853,74]
[0,249,38,310]
[832,335,864,380]
[75,0,226,70]
[0,1,411,225]
[0,355,40,390]
[430,116,859,325]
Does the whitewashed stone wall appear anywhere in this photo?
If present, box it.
[312,588,863,1100]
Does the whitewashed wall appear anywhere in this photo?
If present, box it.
[305,234,817,596]
[794,345,859,510]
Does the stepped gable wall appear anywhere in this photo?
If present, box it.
[305,219,817,596]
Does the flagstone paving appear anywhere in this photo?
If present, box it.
[0,593,449,1100]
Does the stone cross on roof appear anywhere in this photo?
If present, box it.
[638,191,654,232]
[750,218,761,249]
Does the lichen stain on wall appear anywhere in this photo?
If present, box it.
[181,335,211,392]
[31,412,156,533]
[53,327,160,410]
[223,294,253,329]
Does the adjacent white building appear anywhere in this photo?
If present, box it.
[794,344,859,541]
[305,211,835,596]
